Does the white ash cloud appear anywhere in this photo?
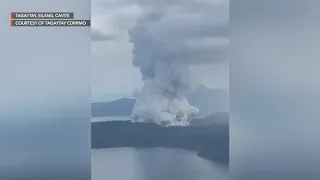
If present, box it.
[128,0,228,126]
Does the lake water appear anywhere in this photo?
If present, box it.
[92,148,229,180]
[91,116,130,122]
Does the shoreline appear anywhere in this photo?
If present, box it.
[92,146,228,166]
[92,121,229,166]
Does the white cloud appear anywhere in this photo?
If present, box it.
[91,0,229,101]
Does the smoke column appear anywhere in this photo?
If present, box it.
[129,4,228,126]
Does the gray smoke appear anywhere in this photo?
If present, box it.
[129,1,228,126]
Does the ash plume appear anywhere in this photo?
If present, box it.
[129,2,228,126]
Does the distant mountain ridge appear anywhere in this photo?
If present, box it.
[91,98,135,117]
[191,112,229,126]
[91,85,228,117]
[187,85,229,117]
